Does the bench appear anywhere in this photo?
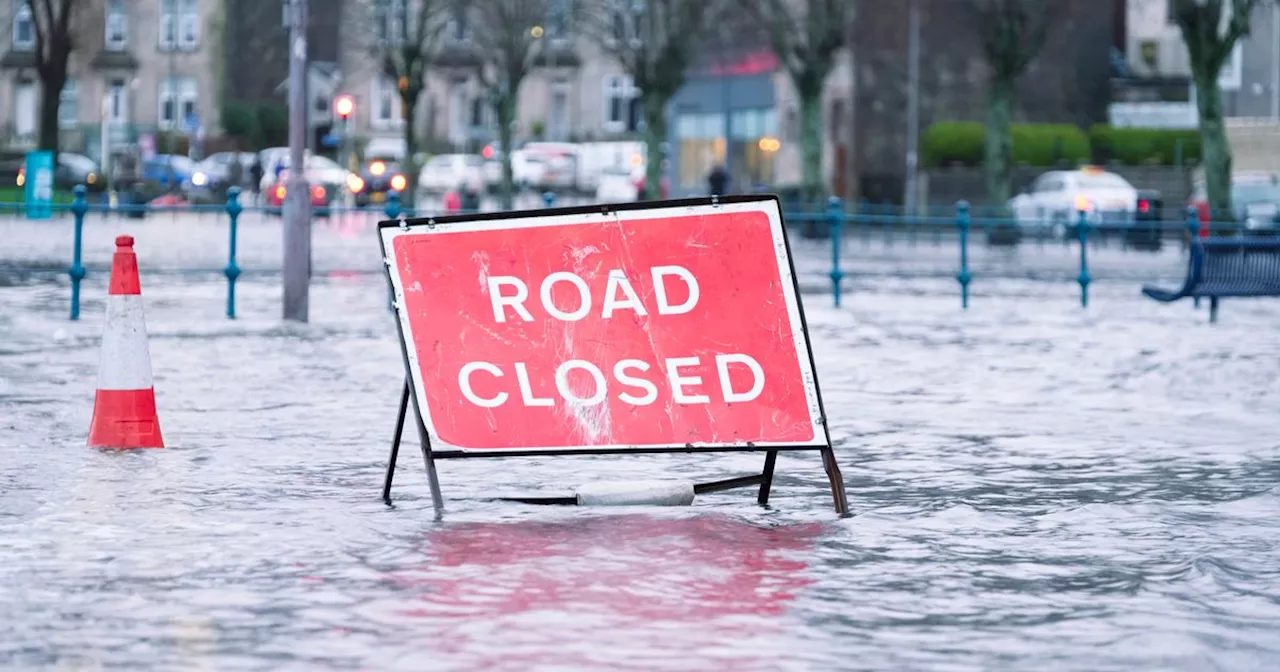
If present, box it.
[1142,238,1280,322]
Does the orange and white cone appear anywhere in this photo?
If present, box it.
[87,235,164,449]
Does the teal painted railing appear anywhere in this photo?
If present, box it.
[7,186,1260,320]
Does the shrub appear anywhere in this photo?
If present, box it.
[255,104,289,148]
[221,100,261,148]
[922,122,1090,167]
[1089,125,1201,166]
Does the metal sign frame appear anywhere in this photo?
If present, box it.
[377,194,849,515]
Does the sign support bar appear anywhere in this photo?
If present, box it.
[381,381,848,515]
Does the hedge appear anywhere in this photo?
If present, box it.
[922,122,1090,167]
[1088,125,1201,166]
[923,122,1200,167]
[220,100,289,150]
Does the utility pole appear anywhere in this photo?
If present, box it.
[903,0,920,218]
[1271,1,1279,121]
[283,0,312,322]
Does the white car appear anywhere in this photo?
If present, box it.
[594,166,644,203]
[418,153,486,194]
[482,149,547,190]
[1009,167,1138,238]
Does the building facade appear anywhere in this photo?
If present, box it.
[1,0,225,162]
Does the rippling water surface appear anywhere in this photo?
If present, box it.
[2,220,1280,670]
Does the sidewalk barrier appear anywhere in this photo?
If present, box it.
[224,187,242,319]
[543,191,556,208]
[956,200,972,310]
[87,235,165,449]
[828,197,845,306]
[1077,208,1091,308]
[69,185,88,320]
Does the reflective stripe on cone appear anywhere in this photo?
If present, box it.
[88,235,164,449]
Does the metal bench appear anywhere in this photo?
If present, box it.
[1143,238,1280,322]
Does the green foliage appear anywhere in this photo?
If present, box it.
[153,131,190,157]
[1088,125,1201,166]
[923,122,1201,167]
[219,100,289,150]
[922,122,1089,167]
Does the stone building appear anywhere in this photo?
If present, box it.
[1,0,227,161]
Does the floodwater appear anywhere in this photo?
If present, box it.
[2,214,1280,670]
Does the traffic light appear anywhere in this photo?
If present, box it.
[334,94,355,121]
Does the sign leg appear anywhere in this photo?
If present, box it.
[406,384,446,515]
[820,447,850,516]
[381,381,410,504]
[757,450,778,505]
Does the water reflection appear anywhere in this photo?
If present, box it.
[379,514,824,669]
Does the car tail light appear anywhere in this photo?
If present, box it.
[274,184,286,200]
[311,185,326,200]
[1138,199,1150,214]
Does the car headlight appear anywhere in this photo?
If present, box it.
[390,174,407,192]
[191,172,207,186]
[86,172,97,185]
[347,174,365,193]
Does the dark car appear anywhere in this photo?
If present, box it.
[350,157,408,207]
[12,152,108,195]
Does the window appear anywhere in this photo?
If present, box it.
[730,108,776,140]
[107,77,128,124]
[179,0,199,49]
[469,96,485,127]
[548,81,569,141]
[159,77,198,130]
[59,79,77,128]
[603,75,640,133]
[371,77,403,128]
[161,0,199,50]
[105,0,127,49]
[376,0,406,46]
[13,0,33,50]
[160,0,176,49]
[448,7,470,41]
[547,0,571,41]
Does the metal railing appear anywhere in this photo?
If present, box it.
[1,185,1258,321]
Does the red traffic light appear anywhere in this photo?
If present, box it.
[482,144,495,160]
[334,94,355,120]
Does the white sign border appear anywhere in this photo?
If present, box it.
[379,197,830,454]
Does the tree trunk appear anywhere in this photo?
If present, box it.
[642,93,667,201]
[1194,72,1233,232]
[984,74,1021,245]
[401,90,419,209]
[37,78,64,155]
[983,75,1013,212]
[496,93,515,210]
[798,84,824,204]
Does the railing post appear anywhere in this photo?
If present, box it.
[224,186,243,319]
[385,190,402,220]
[69,184,88,321]
[543,191,556,208]
[956,200,971,310]
[1077,208,1091,308]
[828,197,845,307]
[1186,205,1200,308]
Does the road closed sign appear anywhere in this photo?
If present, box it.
[380,196,828,453]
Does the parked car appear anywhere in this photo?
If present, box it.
[1189,171,1280,235]
[1008,166,1138,239]
[265,169,333,212]
[481,149,548,191]
[595,166,645,203]
[351,157,409,206]
[13,152,107,194]
[418,153,486,195]
[141,154,195,192]
[187,151,256,201]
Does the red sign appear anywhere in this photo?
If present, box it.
[381,199,824,452]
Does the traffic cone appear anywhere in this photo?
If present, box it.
[88,235,164,449]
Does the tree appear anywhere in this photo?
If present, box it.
[28,0,83,156]
[747,0,849,203]
[583,0,713,200]
[371,0,450,208]
[963,0,1058,216]
[1170,0,1268,228]
[466,0,553,209]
